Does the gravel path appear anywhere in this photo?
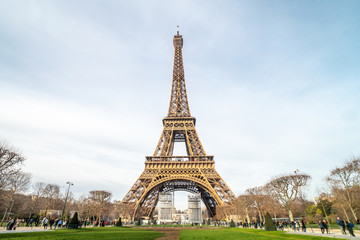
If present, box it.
[0,227,52,234]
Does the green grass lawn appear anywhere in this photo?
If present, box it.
[0,227,163,240]
[0,227,351,240]
[180,228,347,240]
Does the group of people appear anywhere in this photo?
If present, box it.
[317,219,329,234]
[336,217,356,237]
[275,220,307,232]
[40,217,66,229]
[5,218,20,230]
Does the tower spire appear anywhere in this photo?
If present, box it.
[167,27,191,117]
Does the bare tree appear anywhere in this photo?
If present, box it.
[237,194,255,224]
[327,157,360,221]
[26,182,47,221]
[265,172,311,221]
[0,171,31,225]
[246,187,267,222]
[30,182,61,217]
[261,186,284,220]
[0,142,25,190]
[88,190,112,223]
[43,184,60,215]
[117,202,134,222]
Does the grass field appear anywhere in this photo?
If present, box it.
[0,227,163,240]
[0,227,351,240]
[179,228,347,240]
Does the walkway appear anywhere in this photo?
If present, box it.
[0,227,52,234]
[284,227,359,239]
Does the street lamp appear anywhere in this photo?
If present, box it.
[61,181,73,221]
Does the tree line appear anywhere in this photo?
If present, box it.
[1,141,359,225]
[217,157,359,224]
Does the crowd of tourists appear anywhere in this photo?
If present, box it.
[4,215,359,238]
[336,217,357,237]
[234,217,358,237]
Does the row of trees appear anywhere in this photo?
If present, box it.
[1,142,359,224]
[0,142,31,225]
[217,157,359,224]
[0,142,117,224]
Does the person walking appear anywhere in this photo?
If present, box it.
[27,218,34,228]
[42,217,48,229]
[346,221,356,237]
[58,219,63,228]
[336,217,347,235]
[49,218,54,229]
[322,220,329,234]
[301,219,307,232]
[6,218,14,230]
[318,221,325,234]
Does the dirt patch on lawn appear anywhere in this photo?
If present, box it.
[140,227,181,240]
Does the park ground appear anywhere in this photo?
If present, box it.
[0,226,360,240]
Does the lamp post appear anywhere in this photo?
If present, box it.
[61,181,73,221]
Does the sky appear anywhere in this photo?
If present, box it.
[1,0,360,210]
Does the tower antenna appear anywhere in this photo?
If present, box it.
[177,25,179,35]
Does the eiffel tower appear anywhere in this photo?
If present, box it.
[121,28,236,220]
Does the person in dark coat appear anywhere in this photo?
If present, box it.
[322,220,329,234]
[6,218,14,230]
[318,221,325,234]
[346,221,356,237]
[336,217,347,235]
[301,219,307,232]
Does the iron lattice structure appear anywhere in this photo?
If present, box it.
[121,30,236,220]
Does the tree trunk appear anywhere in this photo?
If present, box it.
[342,206,350,222]
[347,204,358,221]
[273,212,277,222]
[258,209,263,222]
[289,210,294,221]
[7,200,14,220]
[245,209,251,226]
[0,207,8,226]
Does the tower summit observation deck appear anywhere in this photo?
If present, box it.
[120,28,236,220]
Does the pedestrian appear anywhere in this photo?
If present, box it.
[336,217,347,235]
[346,221,356,237]
[58,219,63,228]
[54,219,59,229]
[322,220,329,234]
[42,216,48,229]
[318,221,325,234]
[291,221,296,231]
[49,218,54,229]
[301,219,307,232]
[7,218,14,230]
[13,219,20,230]
[28,218,34,227]
[295,221,300,231]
